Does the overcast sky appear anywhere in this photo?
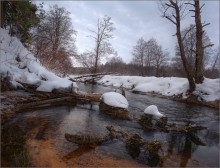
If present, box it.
[36,1,219,63]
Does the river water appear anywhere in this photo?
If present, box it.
[2,83,219,167]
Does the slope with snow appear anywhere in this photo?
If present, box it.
[0,28,78,92]
[97,75,219,102]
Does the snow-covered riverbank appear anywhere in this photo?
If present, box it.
[71,74,219,107]
[0,28,77,92]
[97,75,219,102]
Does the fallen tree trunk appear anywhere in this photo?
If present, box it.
[18,96,74,110]
[64,125,163,165]
[70,72,117,80]
[65,133,111,146]
[1,91,102,123]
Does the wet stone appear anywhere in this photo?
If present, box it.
[99,101,132,120]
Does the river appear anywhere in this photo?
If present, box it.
[1,83,219,167]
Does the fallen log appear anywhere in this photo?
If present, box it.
[168,125,207,134]
[1,91,102,124]
[70,72,117,80]
[65,133,111,146]
[18,96,75,110]
[64,125,163,151]
[187,132,206,146]
[64,125,163,165]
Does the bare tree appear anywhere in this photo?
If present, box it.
[175,24,213,75]
[145,38,157,68]
[32,5,77,75]
[160,0,195,92]
[89,15,115,74]
[105,55,126,73]
[211,47,220,72]
[75,52,96,73]
[131,38,147,76]
[153,47,169,77]
[186,0,214,83]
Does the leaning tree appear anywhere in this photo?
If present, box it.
[160,0,195,92]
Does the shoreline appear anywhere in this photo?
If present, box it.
[131,90,219,109]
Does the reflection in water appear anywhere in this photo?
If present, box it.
[180,137,192,167]
[62,145,95,160]
[2,83,219,167]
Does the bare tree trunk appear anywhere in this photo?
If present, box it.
[194,0,204,83]
[174,2,195,92]
[94,47,99,74]
[0,1,3,28]
[156,64,159,77]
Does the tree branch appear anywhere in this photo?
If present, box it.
[165,3,175,9]
[182,25,196,41]
[165,16,177,25]
[202,23,210,28]
[185,2,195,6]
[200,3,205,11]
[202,44,214,49]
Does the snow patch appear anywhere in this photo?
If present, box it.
[100,92,129,109]
[193,78,220,102]
[144,105,164,118]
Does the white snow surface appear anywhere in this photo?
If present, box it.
[0,28,78,92]
[144,105,164,118]
[101,92,129,109]
[97,75,219,102]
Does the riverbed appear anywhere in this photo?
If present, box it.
[1,83,219,167]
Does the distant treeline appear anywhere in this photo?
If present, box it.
[72,62,219,79]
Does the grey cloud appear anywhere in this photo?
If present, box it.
[36,1,219,63]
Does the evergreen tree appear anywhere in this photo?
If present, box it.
[1,1,39,46]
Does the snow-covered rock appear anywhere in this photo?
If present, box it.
[0,28,78,92]
[100,92,129,109]
[144,105,164,118]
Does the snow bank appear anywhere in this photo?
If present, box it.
[0,28,78,92]
[100,92,129,108]
[97,75,219,102]
[193,78,220,102]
